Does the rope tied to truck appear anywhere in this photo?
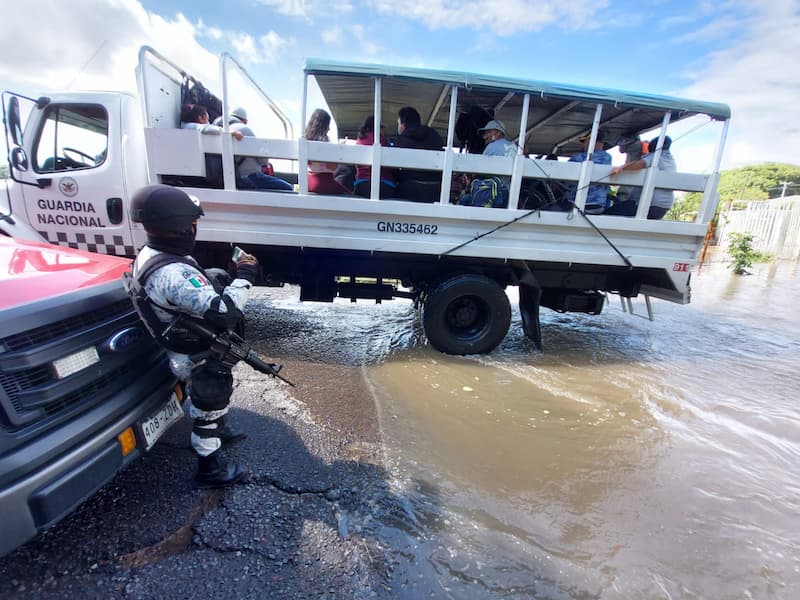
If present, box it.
[440,160,634,269]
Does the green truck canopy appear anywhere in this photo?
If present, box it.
[304,59,730,155]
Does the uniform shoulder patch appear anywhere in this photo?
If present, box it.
[181,269,210,288]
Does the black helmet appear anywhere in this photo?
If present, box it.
[130,185,204,232]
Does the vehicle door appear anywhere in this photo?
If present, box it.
[6,94,135,255]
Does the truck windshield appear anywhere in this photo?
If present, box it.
[34,104,108,173]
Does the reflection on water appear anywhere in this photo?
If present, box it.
[362,262,800,598]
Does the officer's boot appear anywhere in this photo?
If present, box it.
[193,451,248,489]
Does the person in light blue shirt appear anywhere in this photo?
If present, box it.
[568,130,612,214]
[478,120,517,158]
[457,120,517,208]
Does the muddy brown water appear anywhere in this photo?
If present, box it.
[257,262,800,598]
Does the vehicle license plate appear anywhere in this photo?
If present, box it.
[140,394,183,450]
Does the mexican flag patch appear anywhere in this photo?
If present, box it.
[188,275,209,288]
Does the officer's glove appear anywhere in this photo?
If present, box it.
[235,253,258,283]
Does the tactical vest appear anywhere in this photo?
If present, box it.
[122,253,213,354]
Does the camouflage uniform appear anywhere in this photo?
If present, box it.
[132,245,253,457]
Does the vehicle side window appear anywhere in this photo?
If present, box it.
[33,104,109,173]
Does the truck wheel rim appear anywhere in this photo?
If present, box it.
[445,296,488,338]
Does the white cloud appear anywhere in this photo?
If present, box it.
[255,0,353,19]
[256,0,310,17]
[230,31,289,65]
[197,19,224,40]
[348,24,381,56]
[318,23,380,55]
[322,27,342,44]
[0,0,295,103]
[672,15,744,44]
[366,0,608,34]
[0,0,218,94]
[679,3,800,167]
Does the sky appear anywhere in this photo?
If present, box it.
[0,0,798,169]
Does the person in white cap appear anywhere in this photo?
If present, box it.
[228,106,293,192]
[230,106,248,125]
[457,119,517,208]
[477,119,517,158]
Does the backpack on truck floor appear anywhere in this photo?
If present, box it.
[458,176,509,208]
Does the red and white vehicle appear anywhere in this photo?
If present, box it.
[0,236,181,556]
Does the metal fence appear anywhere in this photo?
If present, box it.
[716,195,800,260]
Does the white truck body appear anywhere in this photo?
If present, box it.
[2,47,731,354]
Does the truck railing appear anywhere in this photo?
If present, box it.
[219,52,293,140]
[137,45,190,129]
[137,46,727,230]
[143,125,709,212]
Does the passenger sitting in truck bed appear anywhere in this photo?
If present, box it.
[181,104,244,140]
[479,120,517,159]
[568,129,612,214]
[457,120,516,208]
[224,107,293,192]
[394,106,444,203]
[304,108,352,195]
[604,134,646,217]
[354,115,397,199]
[609,136,676,219]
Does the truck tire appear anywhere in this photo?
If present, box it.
[422,274,511,355]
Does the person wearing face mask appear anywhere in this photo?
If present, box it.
[457,120,516,208]
[126,185,258,488]
[477,120,517,159]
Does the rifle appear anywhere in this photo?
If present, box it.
[167,315,296,387]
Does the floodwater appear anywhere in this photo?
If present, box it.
[260,262,800,598]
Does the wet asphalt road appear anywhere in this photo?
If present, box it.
[0,289,400,599]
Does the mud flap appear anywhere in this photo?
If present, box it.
[515,264,543,350]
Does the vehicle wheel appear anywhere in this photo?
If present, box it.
[422,274,511,355]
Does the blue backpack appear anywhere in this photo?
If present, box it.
[459,176,509,208]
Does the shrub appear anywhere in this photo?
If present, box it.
[727,232,772,274]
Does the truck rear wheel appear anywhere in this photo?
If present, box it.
[422,274,511,355]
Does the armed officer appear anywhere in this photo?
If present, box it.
[126,184,258,488]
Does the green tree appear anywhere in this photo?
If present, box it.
[0,164,8,180]
[717,163,800,202]
[667,163,800,221]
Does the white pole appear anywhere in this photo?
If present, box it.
[219,54,235,190]
[636,112,671,219]
[697,118,730,223]
[370,78,382,200]
[508,93,530,210]
[439,85,458,205]
[298,74,309,194]
[573,103,603,212]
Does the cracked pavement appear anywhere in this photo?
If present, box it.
[0,288,405,599]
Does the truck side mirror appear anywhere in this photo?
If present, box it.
[10,146,28,172]
[7,95,23,146]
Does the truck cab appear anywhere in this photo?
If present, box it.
[2,91,147,254]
